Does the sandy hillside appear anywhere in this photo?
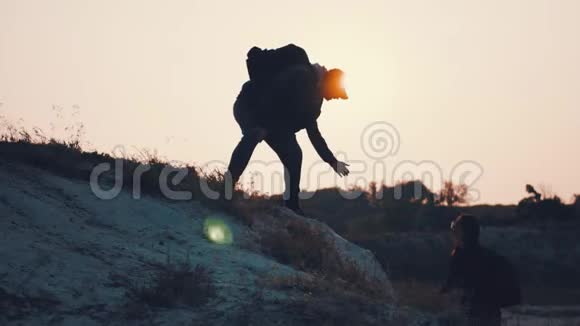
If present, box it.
[0,158,433,325]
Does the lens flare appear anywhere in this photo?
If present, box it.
[203,217,233,245]
[208,226,225,242]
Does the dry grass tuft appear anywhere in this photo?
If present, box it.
[125,263,215,309]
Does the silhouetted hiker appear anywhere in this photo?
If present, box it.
[226,44,350,214]
[440,214,521,325]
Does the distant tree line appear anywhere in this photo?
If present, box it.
[304,181,579,238]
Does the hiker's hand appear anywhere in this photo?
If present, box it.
[332,161,350,177]
[249,128,268,142]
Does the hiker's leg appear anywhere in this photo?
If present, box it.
[227,134,260,184]
[266,133,302,210]
[227,81,263,184]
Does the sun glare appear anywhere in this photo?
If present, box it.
[339,73,347,90]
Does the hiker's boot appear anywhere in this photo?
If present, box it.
[284,199,305,216]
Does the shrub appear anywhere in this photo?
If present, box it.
[0,287,61,321]
[125,263,215,309]
[517,193,574,220]
[437,181,469,207]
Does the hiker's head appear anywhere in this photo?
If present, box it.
[450,214,480,248]
[322,68,348,101]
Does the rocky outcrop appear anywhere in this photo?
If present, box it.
[253,207,396,300]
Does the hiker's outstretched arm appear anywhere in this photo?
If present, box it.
[306,122,337,165]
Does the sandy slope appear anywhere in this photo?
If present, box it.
[0,159,427,325]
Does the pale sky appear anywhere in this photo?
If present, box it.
[1,0,579,204]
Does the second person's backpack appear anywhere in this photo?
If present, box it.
[246,44,311,85]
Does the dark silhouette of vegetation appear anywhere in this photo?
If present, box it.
[302,181,461,235]
[516,184,574,220]
[525,184,542,202]
[125,263,215,309]
[0,287,61,321]
[437,181,469,207]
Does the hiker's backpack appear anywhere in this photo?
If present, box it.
[483,249,522,308]
[245,44,311,85]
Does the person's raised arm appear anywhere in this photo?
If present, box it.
[306,122,349,177]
